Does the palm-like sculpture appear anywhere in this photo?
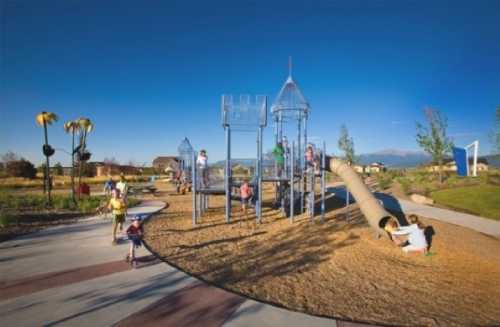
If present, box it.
[36,111,58,206]
[76,118,94,198]
[64,120,80,204]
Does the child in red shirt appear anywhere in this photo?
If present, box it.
[125,216,143,268]
[240,179,252,216]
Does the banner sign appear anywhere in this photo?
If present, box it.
[452,147,468,177]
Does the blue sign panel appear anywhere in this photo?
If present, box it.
[452,147,468,177]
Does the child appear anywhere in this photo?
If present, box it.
[103,177,115,197]
[240,179,252,216]
[125,216,143,268]
[384,219,406,246]
[197,150,209,188]
[108,189,127,245]
[391,215,428,254]
[272,142,285,177]
[116,174,129,204]
[305,144,315,168]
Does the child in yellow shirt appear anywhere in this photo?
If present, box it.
[108,189,127,245]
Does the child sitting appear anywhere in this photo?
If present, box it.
[125,216,144,268]
[391,215,428,254]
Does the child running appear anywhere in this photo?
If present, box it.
[108,189,127,245]
[391,215,428,254]
[125,216,143,268]
[240,179,252,216]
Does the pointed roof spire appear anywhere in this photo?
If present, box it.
[271,58,309,115]
[288,56,293,79]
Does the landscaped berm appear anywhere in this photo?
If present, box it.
[144,184,500,327]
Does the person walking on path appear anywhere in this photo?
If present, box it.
[116,174,129,204]
[108,189,127,245]
[272,142,285,177]
[197,150,209,188]
[125,216,143,268]
[104,177,115,197]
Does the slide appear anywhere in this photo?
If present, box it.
[326,157,392,237]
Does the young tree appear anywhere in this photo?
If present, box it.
[416,107,453,183]
[36,111,58,206]
[53,162,64,176]
[338,124,355,165]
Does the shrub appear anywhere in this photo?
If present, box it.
[6,160,37,179]
[397,177,412,195]
[0,210,13,227]
[376,173,393,190]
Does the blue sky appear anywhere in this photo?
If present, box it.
[1,0,499,166]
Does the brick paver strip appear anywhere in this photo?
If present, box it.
[117,282,246,327]
[0,255,159,301]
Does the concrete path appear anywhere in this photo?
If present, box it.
[0,200,375,327]
[328,186,500,238]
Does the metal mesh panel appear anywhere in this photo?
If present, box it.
[271,76,309,120]
[221,94,267,129]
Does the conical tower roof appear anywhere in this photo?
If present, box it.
[177,137,193,155]
[271,75,309,115]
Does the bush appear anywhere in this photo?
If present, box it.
[376,173,393,190]
[0,210,14,227]
[397,177,412,195]
[6,160,37,179]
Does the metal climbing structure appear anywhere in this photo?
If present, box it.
[191,95,267,226]
[191,59,325,225]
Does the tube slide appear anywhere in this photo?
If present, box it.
[326,157,392,237]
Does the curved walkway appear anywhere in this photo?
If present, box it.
[0,200,376,327]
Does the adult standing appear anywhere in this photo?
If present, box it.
[197,150,209,188]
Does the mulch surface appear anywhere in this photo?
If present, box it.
[144,184,500,327]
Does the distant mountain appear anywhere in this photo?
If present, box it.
[357,149,431,168]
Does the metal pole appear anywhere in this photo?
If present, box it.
[290,141,295,222]
[192,151,197,226]
[473,140,479,177]
[298,115,303,214]
[321,141,326,223]
[257,126,263,223]
[225,126,231,223]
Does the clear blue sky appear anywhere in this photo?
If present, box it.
[1,0,499,166]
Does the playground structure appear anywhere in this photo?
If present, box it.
[176,137,194,193]
[189,62,392,236]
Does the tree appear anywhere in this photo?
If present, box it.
[416,107,453,183]
[76,118,94,198]
[338,124,355,165]
[6,159,37,179]
[491,107,500,155]
[1,151,20,163]
[64,120,81,203]
[36,111,58,205]
[53,162,64,176]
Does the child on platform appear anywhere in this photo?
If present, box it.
[272,142,285,177]
[125,216,143,268]
[197,150,209,188]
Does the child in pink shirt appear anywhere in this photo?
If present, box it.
[240,179,252,215]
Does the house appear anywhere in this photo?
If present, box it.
[92,162,141,177]
[366,162,386,173]
[152,156,180,174]
[427,158,489,173]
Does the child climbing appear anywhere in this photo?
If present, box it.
[197,149,209,188]
[125,215,143,268]
[272,142,285,177]
[240,179,252,216]
[305,144,315,168]
[108,189,127,245]
[391,215,428,254]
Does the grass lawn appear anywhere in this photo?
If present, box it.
[431,185,500,221]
